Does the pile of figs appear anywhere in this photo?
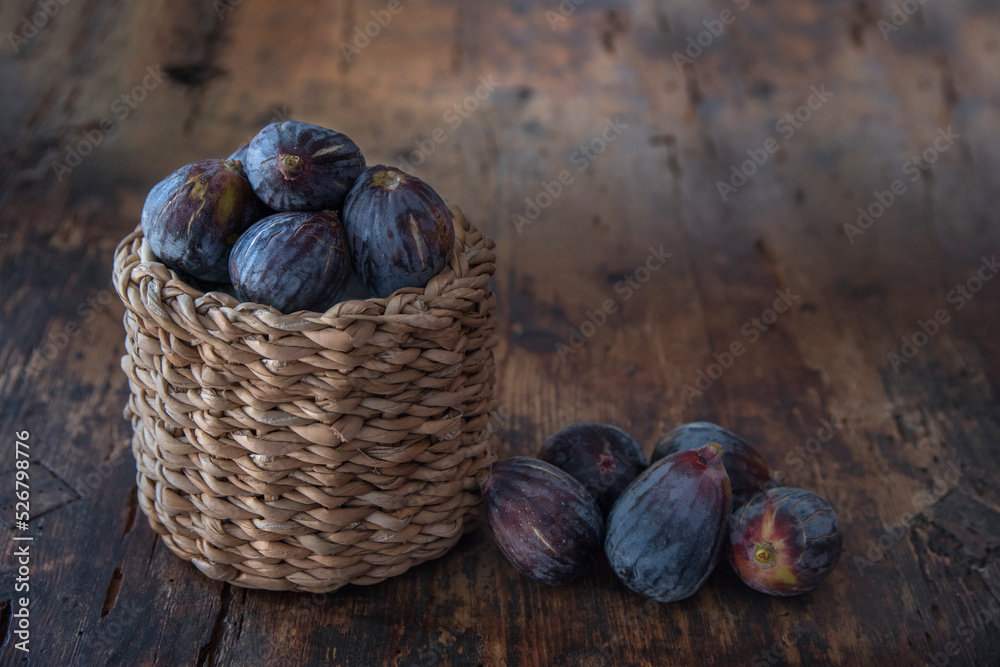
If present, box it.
[140,120,456,312]
[479,422,842,600]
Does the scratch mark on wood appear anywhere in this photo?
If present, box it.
[144,538,159,576]
[101,566,124,618]
[123,486,139,537]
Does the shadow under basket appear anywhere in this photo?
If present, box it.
[112,207,500,593]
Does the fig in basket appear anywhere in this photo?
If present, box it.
[479,457,604,586]
[245,121,366,211]
[229,210,352,313]
[538,422,648,516]
[343,165,456,298]
[728,487,842,596]
[652,422,785,507]
[605,442,732,602]
[141,158,265,284]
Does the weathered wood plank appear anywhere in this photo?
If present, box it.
[1,0,999,665]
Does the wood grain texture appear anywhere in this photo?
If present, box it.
[1,0,999,665]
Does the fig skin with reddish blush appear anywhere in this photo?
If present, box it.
[479,457,604,586]
[653,422,785,507]
[728,487,842,596]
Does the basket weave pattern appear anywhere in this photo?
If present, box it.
[113,208,499,593]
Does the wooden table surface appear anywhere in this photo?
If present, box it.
[2,0,1000,665]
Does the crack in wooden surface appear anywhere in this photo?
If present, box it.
[100,567,124,618]
[196,583,233,667]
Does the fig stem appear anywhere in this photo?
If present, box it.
[224,158,245,175]
[754,543,774,565]
[696,441,724,466]
[280,154,304,177]
[371,167,405,190]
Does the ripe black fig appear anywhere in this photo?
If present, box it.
[246,121,365,211]
[342,165,455,298]
[141,158,264,283]
[229,210,351,313]
[478,457,604,586]
[538,422,648,516]
[652,422,784,507]
[605,442,732,602]
[729,487,842,596]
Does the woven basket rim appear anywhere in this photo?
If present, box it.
[112,204,495,335]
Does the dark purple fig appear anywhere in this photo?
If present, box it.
[229,210,351,313]
[246,121,366,211]
[478,456,604,586]
[729,487,841,596]
[605,442,732,602]
[538,423,648,516]
[141,158,264,283]
[652,422,784,507]
[342,165,455,298]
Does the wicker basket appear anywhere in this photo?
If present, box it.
[112,206,499,593]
